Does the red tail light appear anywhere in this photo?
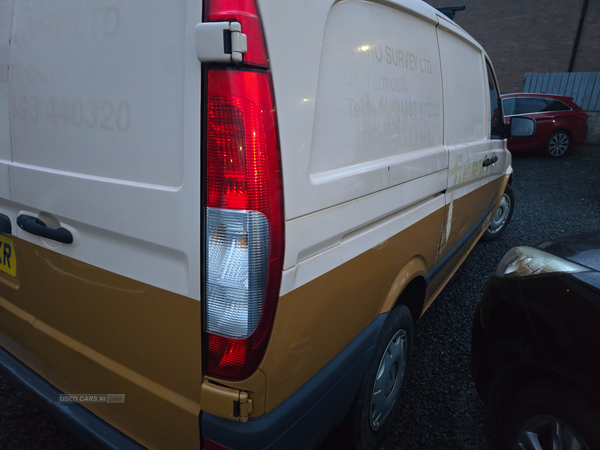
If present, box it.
[204,0,268,67]
[203,67,283,381]
[576,113,587,120]
[203,437,233,450]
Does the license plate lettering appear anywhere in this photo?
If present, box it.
[0,236,17,277]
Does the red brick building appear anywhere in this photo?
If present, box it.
[424,0,600,93]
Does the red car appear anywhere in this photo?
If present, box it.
[501,93,588,158]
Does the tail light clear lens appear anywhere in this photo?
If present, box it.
[206,208,269,338]
[204,69,283,380]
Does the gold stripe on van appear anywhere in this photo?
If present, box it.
[234,176,508,413]
[0,239,203,450]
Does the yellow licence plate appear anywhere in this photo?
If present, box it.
[0,234,16,277]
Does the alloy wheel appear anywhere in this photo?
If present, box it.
[548,133,569,157]
[517,414,590,450]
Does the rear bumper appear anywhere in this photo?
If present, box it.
[201,313,387,450]
[0,345,144,450]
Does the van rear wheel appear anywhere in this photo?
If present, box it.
[343,304,413,450]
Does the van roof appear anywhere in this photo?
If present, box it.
[382,1,485,56]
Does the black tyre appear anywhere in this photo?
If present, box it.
[342,304,414,450]
[481,183,514,242]
[498,381,600,450]
[544,130,570,158]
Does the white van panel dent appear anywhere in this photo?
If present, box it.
[280,192,445,296]
[283,169,447,271]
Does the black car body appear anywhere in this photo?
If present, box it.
[471,231,600,448]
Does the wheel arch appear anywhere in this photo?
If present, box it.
[378,256,428,323]
[549,128,573,141]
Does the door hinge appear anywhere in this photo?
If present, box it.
[195,21,248,64]
[201,380,254,422]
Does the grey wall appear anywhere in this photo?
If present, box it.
[523,72,600,111]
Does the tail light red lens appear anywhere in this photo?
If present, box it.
[203,437,233,450]
[204,69,283,381]
[204,0,268,67]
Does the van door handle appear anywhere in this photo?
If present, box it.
[0,214,11,234]
[483,156,498,167]
[17,215,73,244]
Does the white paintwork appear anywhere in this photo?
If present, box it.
[436,14,508,250]
[259,0,445,220]
[437,25,486,146]
[7,1,202,300]
[259,0,511,296]
[283,170,447,270]
[280,193,445,296]
[0,0,14,164]
[4,0,510,306]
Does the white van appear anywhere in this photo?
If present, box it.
[0,1,533,449]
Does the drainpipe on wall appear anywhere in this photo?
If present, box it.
[568,0,588,72]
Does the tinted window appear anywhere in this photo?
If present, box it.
[502,98,516,116]
[486,62,502,139]
[515,98,550,115]
[545,100,571,111]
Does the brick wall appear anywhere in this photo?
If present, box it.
[424,0,600,93]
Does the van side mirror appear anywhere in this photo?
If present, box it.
[509,116,536,138]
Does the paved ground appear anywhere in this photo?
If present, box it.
[375,145,600,450]
[0,146,599,450]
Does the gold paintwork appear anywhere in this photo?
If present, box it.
[0,239,203,450]
[0,173,510,443]
[200,382,254,422]
[211,176,508,414]
[256,207,445,412]
[427,176,504,298]
[204,368,266,417]
[0,237,48,380]
[379,256,428,317]
[201,381,243,421]
[424,175,509,313]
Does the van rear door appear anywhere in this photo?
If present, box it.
[0,0,49,381]
[5,2,202,448]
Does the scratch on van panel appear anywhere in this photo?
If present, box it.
[0,294,201,415]
[34,319,201,415]
[34,249,145,294]
[442,154,464,248]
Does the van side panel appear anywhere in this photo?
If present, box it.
[436,21,508,264]
[244,0,448,415]
[260,204,445,412]
[260,0,445,222]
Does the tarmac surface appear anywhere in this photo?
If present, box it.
[1,146,599,450]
